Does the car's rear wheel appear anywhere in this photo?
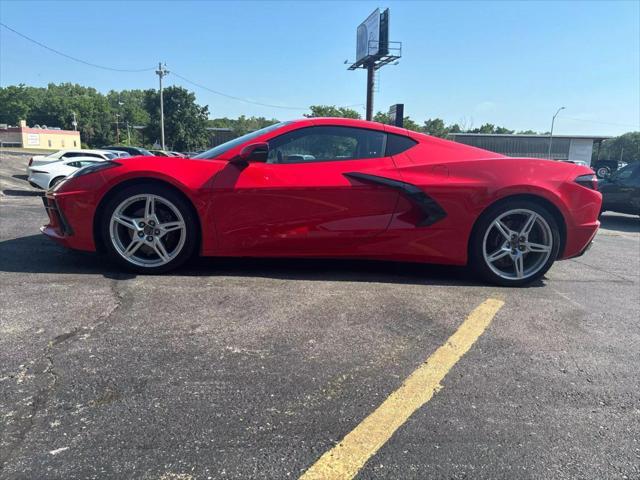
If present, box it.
[596,166,611,178]
[101,184,197,273]
[470,200,561,286]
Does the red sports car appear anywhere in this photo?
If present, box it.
[41,118,601,286]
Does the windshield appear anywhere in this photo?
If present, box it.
[193,122,290,159]
[610,162,637,180]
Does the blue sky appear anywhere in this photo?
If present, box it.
[1,0,638,135]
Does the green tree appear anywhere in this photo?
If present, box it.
[373,111,421,133]
[423,118,448,137]
[470,123,514,134]
[208,115,279,136]
[0,85,35,124]
[596,132,640,163]
[19,83,114,146]
[107,90,150,145]
[144,86,209,151]
[305,105,361,119]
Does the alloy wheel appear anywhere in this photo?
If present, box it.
[109,194,186,268]
[482,208,554,281]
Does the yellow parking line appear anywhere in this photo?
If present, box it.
[300,298,505,480]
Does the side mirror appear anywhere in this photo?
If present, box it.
[236,142,269,163]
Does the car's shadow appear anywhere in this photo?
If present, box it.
[0,233,530,287]
[600,213,640,233]
[2,189,43,197]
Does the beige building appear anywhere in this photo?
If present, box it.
[0,120,82,150]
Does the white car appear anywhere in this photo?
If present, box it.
[28,157,104,190]
[27,149,117,174]
[104,150,131,158]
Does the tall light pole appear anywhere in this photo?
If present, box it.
[155,62,169,150]
[115,113,120,144]
[547,106,565,159]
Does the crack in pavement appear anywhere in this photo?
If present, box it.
[0,278,130,471]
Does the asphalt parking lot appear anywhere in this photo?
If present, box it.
[1,152,639,480]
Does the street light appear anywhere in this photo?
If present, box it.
[547,106,565,159]
[155,62,169,151]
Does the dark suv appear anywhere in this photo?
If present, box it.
[103,146,153,156]
[593,159,627,179]
[600,162,640,216]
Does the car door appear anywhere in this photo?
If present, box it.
[210,125,401,256]
[601,164,639,213]
[619,164,640,214]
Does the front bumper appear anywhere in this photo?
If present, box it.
[40,191,96,252]
[42,196,74,236]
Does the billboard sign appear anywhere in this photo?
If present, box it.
[27,133,40,146]
[356,9,381,63]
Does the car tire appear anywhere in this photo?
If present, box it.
[596,166,611,178]
[470,199,562,287]
[49,176,66,189]
[100,184,198,274]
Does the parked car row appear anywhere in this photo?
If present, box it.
[26,146,192,190]
[27,148,122,189]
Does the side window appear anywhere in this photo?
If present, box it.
[66,161,79,168]
[78,161,98,167]
[267,126,386,164]
[386,133,417,156]
[615,166,635,181]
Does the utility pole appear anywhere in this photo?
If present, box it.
[365,65,375,121]
[155,62,169,150]
[71,112,78,131]
[547,106,565,159]
[126,121,131,145]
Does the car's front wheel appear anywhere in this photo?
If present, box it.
[101,184,198,273]
[470,200,561,286]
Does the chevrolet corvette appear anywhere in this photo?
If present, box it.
[41,118,601,286]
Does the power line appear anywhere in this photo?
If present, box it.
[171,71,309,110]
[0,22,155,72]
[0,23,364,113]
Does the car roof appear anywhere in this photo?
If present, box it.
[61,156,105,163]
[58,149,109,155]
[288,117,414,137]
[39,157,101,170]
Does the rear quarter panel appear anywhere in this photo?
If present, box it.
[389,144,600,263]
